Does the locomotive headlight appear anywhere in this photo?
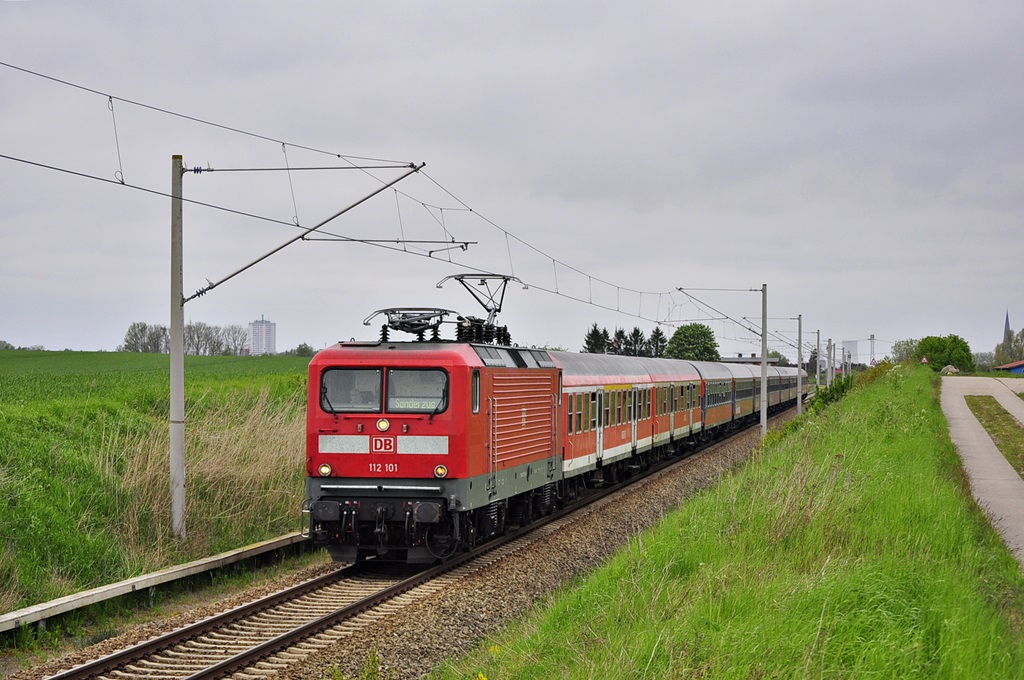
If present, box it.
[433,465,448,478]
[318,463,333,477]
[376,418,390,432]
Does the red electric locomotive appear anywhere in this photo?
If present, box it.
[304,322,562,562]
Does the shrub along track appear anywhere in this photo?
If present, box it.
[12,410,793,680]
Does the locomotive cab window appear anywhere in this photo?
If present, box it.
[386,368,449,414]
[321,368,382,413]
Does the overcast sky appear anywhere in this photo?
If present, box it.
[2,1,1022,363]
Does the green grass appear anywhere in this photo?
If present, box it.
[434,365,1024,679]
[0,350,311,615]
[965,395,1024,477]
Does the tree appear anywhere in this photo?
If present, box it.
[582,323,607,354]
[915,334,974,372]
[281,342,316,357]
[647,327,668,358]
[974,351,995,372]
[610,328,627,355]
[994,328,1024,367]
[807,348,818,375]
[891,338,918,363]
[118,322,168,353]
[623,327,648,356]
[768,350,791,367]
[184,321,223,356]
[665,323,720,362]
[0,340,13,350]
[220,324,249,356]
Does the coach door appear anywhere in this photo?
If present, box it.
[626,387,634,450]
[668,384,675,442]
[595,391,605,462]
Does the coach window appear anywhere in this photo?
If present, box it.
[578,393,585,433]
[472,370,480,414]
[571,393,578,434]
[590,392,597,430]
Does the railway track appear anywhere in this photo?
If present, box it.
[42,412,791,680]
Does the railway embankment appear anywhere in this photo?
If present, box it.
[429,365,1024,679]
[0,352,310,629]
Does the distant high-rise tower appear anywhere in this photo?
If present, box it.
[1005,311,1012,344]
[248,316,277,355]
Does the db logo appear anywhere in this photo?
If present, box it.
[371,436,396,453]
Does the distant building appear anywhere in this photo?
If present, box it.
[248,316,276,355]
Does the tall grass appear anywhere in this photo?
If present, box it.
[0,351,309,612]
[435,365,1024,679]
[103,388,305,571]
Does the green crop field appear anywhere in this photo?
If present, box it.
[0,350,311,615]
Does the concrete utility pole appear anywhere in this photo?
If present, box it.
[796,314,803,415]
[816,330,821,389]
[827,338,833,386]
[760,283,768,438]
[170,155,185,539]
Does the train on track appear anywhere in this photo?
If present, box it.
[303,286,806,563]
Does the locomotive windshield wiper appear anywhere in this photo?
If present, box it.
[428,379,449,422]
[321,386,339,420]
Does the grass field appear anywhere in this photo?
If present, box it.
[0,350,310,616]
[433,365,1024,679]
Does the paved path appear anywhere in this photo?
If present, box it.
[941,376,1024,569]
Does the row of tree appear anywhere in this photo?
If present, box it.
[118,322,318,357]
[581,322,723,362]
[119,321,250,356]
[0,340,44,351]
[119,322,319,356]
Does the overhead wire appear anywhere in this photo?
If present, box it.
[1,59,736,331]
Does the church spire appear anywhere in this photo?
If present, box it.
[1005,310,1012,344]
